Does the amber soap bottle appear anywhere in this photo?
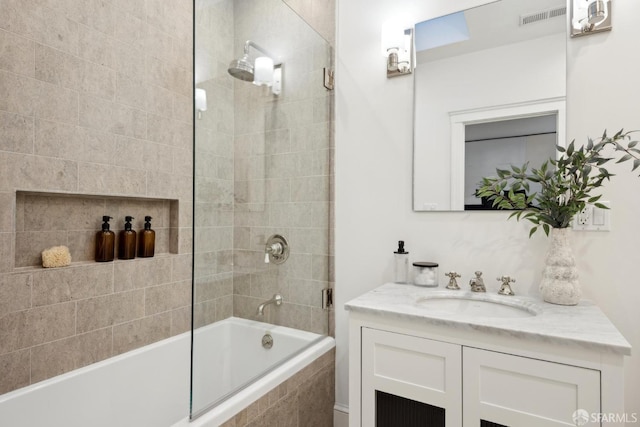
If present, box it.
[118,216,137,260]
[138,216,155,258]
[95,216,115,262]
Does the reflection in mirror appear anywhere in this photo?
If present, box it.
[412,0,566,211]
[464,115,557,210]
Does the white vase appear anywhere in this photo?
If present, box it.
[539,227,581,305]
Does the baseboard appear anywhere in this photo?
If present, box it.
[333,404,349,427]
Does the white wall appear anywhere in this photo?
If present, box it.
[335,0,640,416]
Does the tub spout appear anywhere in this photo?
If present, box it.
[257,294,283,315]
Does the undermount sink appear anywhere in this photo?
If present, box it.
[415,295,539,318]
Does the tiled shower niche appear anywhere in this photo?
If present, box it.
[15,191,180,267]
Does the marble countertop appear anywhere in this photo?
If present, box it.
[345,283,631,356]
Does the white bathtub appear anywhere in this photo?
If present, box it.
[177,317,335,426]
[0,317,334,427]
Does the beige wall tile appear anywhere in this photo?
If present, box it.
[0,349,30,394]
[0,29,35,76]
[66,230,97,262]
[21,195,105,232]
[35,80,79,125]
[76,289,145,333]
[0,70,40,117]
[15,231,69,267]
[114,41,145,83]
[146,84,175,119]
[115,73,147,109]
[145,280,191,315]
[170,305,191,335]
[32,263,114,306]
[34,119,116,165]
[0,0,79,55]
[1,154,79,193]
[0,111,33,155]
[173,93,192,124]
[0,302,76,354]
[0,233,13,273]
[78,25,114,68]
[113,256,172,292]
[0,273,31,317]
[77,162,146,196]
[30,327,112,383]
[112,311,171,354]
[0,193,13,232]
[62,0,115,36]
[114,0,146,21]
[114,11,146,49]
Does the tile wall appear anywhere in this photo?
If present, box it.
[0,0,193,394]
[220,348,335,427]
[193,0,236,328]
[229,0,333,335]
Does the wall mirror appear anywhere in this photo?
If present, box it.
[412,0,567,211]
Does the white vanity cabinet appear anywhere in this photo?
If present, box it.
[347,284,631,427]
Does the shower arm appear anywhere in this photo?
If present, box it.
[243,40,282,66]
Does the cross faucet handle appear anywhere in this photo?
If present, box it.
[445,271,461,290]
[497,276,516,296]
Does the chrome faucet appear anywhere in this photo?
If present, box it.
[256,294,283,315]
[469,271,486,292]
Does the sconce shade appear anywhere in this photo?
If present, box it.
[381,21,405,54]
[253,56,274,86]
[195,88,207,112]
[587,0,607,24]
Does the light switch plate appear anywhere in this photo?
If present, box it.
[573,201,611,231]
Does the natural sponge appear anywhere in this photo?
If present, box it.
[41,245,72,268]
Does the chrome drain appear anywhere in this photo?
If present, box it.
[262,333,273,349]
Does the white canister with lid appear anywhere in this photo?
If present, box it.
[412,262,439,287]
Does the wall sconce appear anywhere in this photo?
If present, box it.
[195,88,207,119]
[571,0,612,37]
[381,22,414,78]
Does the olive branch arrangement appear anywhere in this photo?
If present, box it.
[476,129,640,237]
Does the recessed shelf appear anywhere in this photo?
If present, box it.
[14,191,181,268]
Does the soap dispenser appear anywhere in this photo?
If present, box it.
[138,216,155,258]
[393,240,409,284]
[118,216,137,260]
[95,216,115,262]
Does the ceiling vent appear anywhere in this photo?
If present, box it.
[520,6,567,26]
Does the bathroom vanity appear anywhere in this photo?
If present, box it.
[346,283,631,426]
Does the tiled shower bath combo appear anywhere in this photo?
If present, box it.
[0,0,335,425]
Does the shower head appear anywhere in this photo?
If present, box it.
[228,53,254,81]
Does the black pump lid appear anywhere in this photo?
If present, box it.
[144,216,152,230]
[101,216,112,231]
[394,240,408,254]
[124,216,134,231]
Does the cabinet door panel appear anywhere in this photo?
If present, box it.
[463,347,600,426]
[362,328,461,426]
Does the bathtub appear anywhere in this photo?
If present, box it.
[0,317,334,427]
[178,317,335,426]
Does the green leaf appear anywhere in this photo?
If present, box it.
[529,227,538,238]
[628,140,638,148]
[543,224,550,236]
[588,195,602,203]
[556,145,566,153]
[567,141,575,156]
[616,154,632,164]
[594,202,610,209]
[633,159,640,171]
